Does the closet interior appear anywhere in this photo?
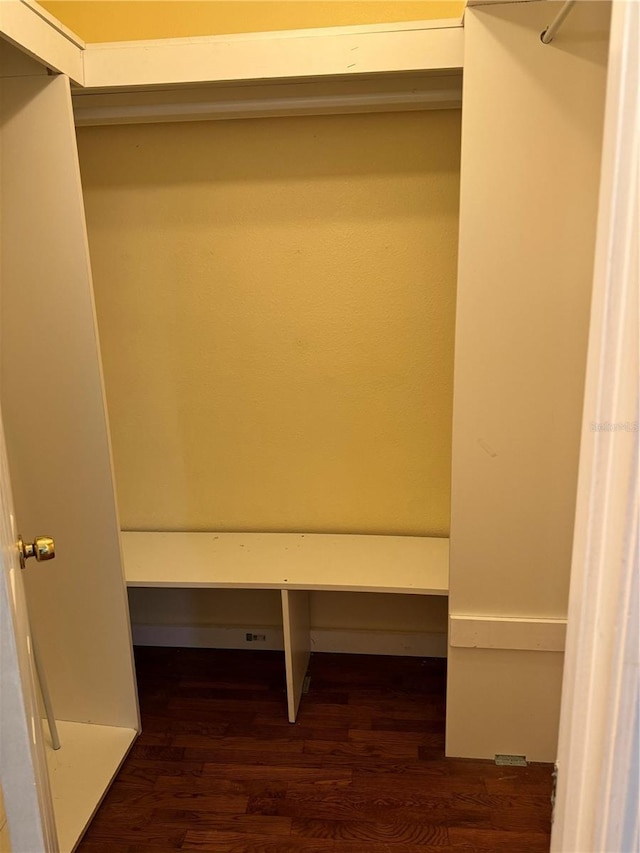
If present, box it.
[0,1,612,850]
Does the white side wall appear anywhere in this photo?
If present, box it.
[447,0,611,761]
[0,74,139,730]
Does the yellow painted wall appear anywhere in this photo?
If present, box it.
[0,786,11,853]
[40,1,464,42]
[79,109,461,535]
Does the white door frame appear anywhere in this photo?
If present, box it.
[551,1,639,851]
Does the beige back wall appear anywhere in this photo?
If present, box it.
[39,1,465,42]
[78,110,461,534]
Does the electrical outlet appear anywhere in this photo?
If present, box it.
[245,633,267,642]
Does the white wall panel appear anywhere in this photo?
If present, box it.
[447,0,611,760]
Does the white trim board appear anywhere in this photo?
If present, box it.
[18,0,85,48]
[0,0,84,83]
[449,614,567,652]
[130,623,448,658]
[122,531,449,596]
[82,24,464,89]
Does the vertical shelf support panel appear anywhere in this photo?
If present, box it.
[0,74,139,730]
[281,589,311,723]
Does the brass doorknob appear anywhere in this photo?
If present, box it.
[18,535,55,569]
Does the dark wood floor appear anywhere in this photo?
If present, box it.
[78,648,553,853]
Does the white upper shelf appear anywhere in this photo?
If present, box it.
[81,20,464,89]
[2,2,464,94]
[122,531,449,596]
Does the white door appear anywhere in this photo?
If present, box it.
[0,410,57,852]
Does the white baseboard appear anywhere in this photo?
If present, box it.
[131,623,285,650]
[130,623,447,658]
[311,628,447,657]
[449,614,567,652]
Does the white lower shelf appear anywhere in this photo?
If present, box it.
[43,720,137,853]
[122,531,449,595]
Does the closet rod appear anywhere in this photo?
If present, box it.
[540,0,577,44]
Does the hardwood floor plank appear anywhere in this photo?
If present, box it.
[290,818,450,844]
[128,744,186,762]
[371,717,446,734]
[349,728,444,748]
[299,691,350,705]
[185,747,352,766]
[484,767,555,795]
[151,811,292,835]
[330,846,470,853]
[97,788,249,813]
[304,738,420,760]
[126,846,199,853]
[448,826,552,851]
[248,790,494,827]
[201,763,354,782]
[252,710,372,730]
[351,771,488,794]
[182,831,334,852]
[172,734,305,753]
[452,791,552,809]
[153,776,289,797]
[226,722,351,742]
[81,811,187,849]
[167,697,288,716]
[296,703,376,728]
[87,829,186,849]
[138,715,230,737]
[114,759,204,789]
[155,702,257,725]
[178,679,283,692]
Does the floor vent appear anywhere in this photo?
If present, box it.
[495,754,528,766]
